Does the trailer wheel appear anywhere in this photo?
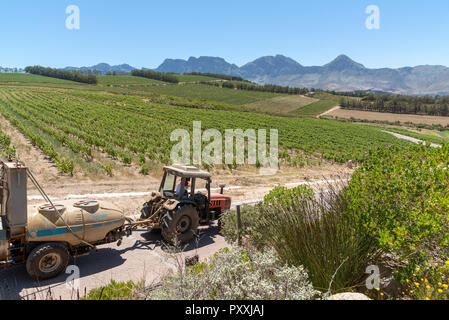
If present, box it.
[26,243,69,280]
[161,205,199,244]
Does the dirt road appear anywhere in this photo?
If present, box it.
[316,105,341,118]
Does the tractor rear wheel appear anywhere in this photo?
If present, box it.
[161,205,199,244]
[26,243,70,280]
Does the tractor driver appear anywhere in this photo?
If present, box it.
[176,178,190,198]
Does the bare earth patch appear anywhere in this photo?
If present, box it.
[327,108,449,126]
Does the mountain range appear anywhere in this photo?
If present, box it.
[64,63,135,74]
[64,55,449,95]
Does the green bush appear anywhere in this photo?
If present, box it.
[264,185,314,207]
[82,280,144,300]
[255,185,380,293]
[221,205,265,247]
[345,143,449,278]
[56,157,74,175]
[400,260,449,300]
[221,184,380,293]
[150,247,320,300]
[222,185,315,247]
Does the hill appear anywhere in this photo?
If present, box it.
[64,63,136,74]
[155,55,449,95]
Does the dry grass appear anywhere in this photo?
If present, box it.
[328,108,449,126]
[246,95,318,114]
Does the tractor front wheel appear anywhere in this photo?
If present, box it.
[161,205,199,244]
[26,243,70,280]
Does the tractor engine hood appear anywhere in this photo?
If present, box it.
[208,194,232,210]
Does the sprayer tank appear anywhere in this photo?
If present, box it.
[26,199,125,246]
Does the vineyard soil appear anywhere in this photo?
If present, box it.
[327,107,449,126]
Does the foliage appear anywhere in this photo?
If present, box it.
[263,185,314,206]
[150,247,320,300]
[221,205,264,246]
[0,129,15,158]
[184,72,247,82]
[100,162,113,177]
[400,261,449,300]
[82,280,144,300]
[222,184,380,293]
[137,83,281,105]
[340,94,449,116]
[345,143,449,278]
[56,157,74,175]
[203,80,309,95]
[256,185,380,293]
[25,66,97,84]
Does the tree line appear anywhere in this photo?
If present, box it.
[340,94,449,116]
[202,81,309,95]
[131,69,179,83]
[184,72,248,82]
[25,66,97,84]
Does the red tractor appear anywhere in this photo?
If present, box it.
[138,165,231,244]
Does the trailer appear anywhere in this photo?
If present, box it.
[0,160,131,280]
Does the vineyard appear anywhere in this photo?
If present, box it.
[132,83,282,105]
[0,85,412,176]
[97,76,164,85]
[0,73,79,84]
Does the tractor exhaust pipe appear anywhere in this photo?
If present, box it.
[219,183,226,195]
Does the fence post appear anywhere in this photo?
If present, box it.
[236,205,242,246]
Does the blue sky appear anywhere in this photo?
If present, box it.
[1,0,449,69]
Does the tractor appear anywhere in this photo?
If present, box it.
[137,164,232,244]
[0,161,231,280]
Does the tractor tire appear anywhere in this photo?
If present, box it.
[26,243,70,280]
[161,205,199,244]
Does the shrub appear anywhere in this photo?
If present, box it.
[82,280,144,300]
[401,260,449,300]
[139,163,150,175]
[221,205,264,247]
[221,184,380,293]
[255,184,380,293]
[100,162,113,177]
[263,185,314,207]
[149,247,320,300]
[345,143,449,278]
[222,185,315,247]
[56,157,74,175]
